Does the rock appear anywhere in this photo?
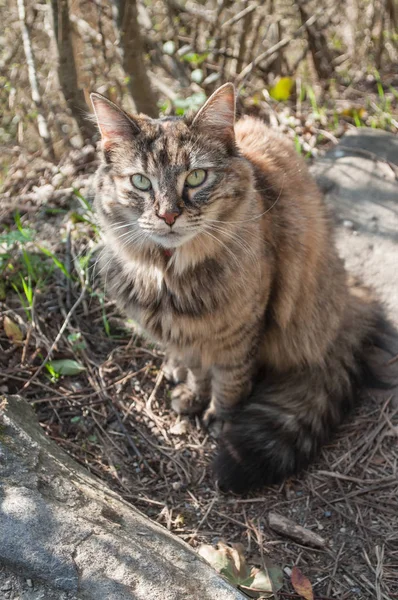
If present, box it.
[0,565,78,600]
[310,128,398,326]
[0,396,244,600]
[169,419,189,436]
[32,184,54,204]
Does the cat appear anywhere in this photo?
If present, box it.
[90,83,391,494]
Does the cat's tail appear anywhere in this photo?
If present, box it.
[213,310,397,494]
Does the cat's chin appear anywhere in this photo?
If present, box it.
[149,231,197,249]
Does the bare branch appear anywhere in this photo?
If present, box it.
[17,0,55,159]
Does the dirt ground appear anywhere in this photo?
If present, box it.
[1,143,398,599]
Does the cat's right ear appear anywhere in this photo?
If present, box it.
[192,83,235,144]
[90,93,140,146]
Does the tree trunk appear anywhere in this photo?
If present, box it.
[296,0,335,82]
[50,0,96,142]
[114,0,158,117]
[17,0,55,160]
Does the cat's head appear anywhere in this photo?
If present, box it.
[91,84,253,253]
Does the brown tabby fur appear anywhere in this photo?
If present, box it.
[91,84,388,493]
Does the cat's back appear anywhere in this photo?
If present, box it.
[234,116,318,203]
[235,116,293,159]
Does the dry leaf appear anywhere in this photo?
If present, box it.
[198,541,283,598]
[3,316,24,343]
[291,566,314,600]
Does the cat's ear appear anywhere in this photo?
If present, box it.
[90,93,140,145]
[192,83,235,142]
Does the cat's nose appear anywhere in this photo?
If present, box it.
[157,210,181,226]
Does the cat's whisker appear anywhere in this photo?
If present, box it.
[203,223,260,268]
[200,228,242,272]
[89,245,109,279]
[203,224,259,269]
[118,231,148,251]
[109,222,137,231]
[206,174,286,225]
[113,228,143,241]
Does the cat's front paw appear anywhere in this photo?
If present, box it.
[162,357,187,384]
[170,384,208,415]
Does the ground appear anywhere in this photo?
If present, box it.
[1,121,398,598]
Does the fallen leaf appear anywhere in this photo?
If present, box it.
[269,77,294,101]
[169,420,189,436]
[3,317,24,343]
[198,543,230,575]
[47,359,86,376]
[198,542,283,598]
[266,563,284,593]
[291,566,314,600]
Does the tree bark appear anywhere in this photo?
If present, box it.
[114,0,158,117]
[50,0,96,142]
[17,0,55,159]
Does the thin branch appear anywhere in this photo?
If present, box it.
[17,0,55,159]
[236,8,323,84]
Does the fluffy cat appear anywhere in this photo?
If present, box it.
[91,84,389,493]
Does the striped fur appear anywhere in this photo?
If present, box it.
[91,85,390,493]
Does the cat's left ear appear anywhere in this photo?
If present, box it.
[192,83,235,143]
[90,93,140,146]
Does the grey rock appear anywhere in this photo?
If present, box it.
[310,128,398,325]
[0,565,79,600]
[0,396,244,600]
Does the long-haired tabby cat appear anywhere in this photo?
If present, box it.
[91,84,389,493]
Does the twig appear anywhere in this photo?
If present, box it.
[145,369,164,427]
[221,3,256,29]
[110,400,157,475]
[268,512,327,549]
[236,8,323,83]
[188,494,218,542]
[17,0,54,159]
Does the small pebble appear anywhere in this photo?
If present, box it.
[26,579,33,588]
[170,420,189,436]
[340,527,346,533]
[343,219,355,230]
[324,510,332,517]
[51,172,65,188]
[1,581,12,592]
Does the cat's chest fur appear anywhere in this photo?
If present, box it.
[107,250,232,347]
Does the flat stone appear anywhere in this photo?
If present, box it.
[310,128,398,325]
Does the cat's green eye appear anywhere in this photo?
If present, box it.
[132,174,152,191]
[185,169,207,188]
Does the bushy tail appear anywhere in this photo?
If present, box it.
[214,312,397,494]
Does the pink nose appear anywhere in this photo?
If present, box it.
[157,211,180,226]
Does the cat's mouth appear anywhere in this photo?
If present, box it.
[149,229,197,249]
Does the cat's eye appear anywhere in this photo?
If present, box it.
[185,169,207,188]
[131,174,152,191]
